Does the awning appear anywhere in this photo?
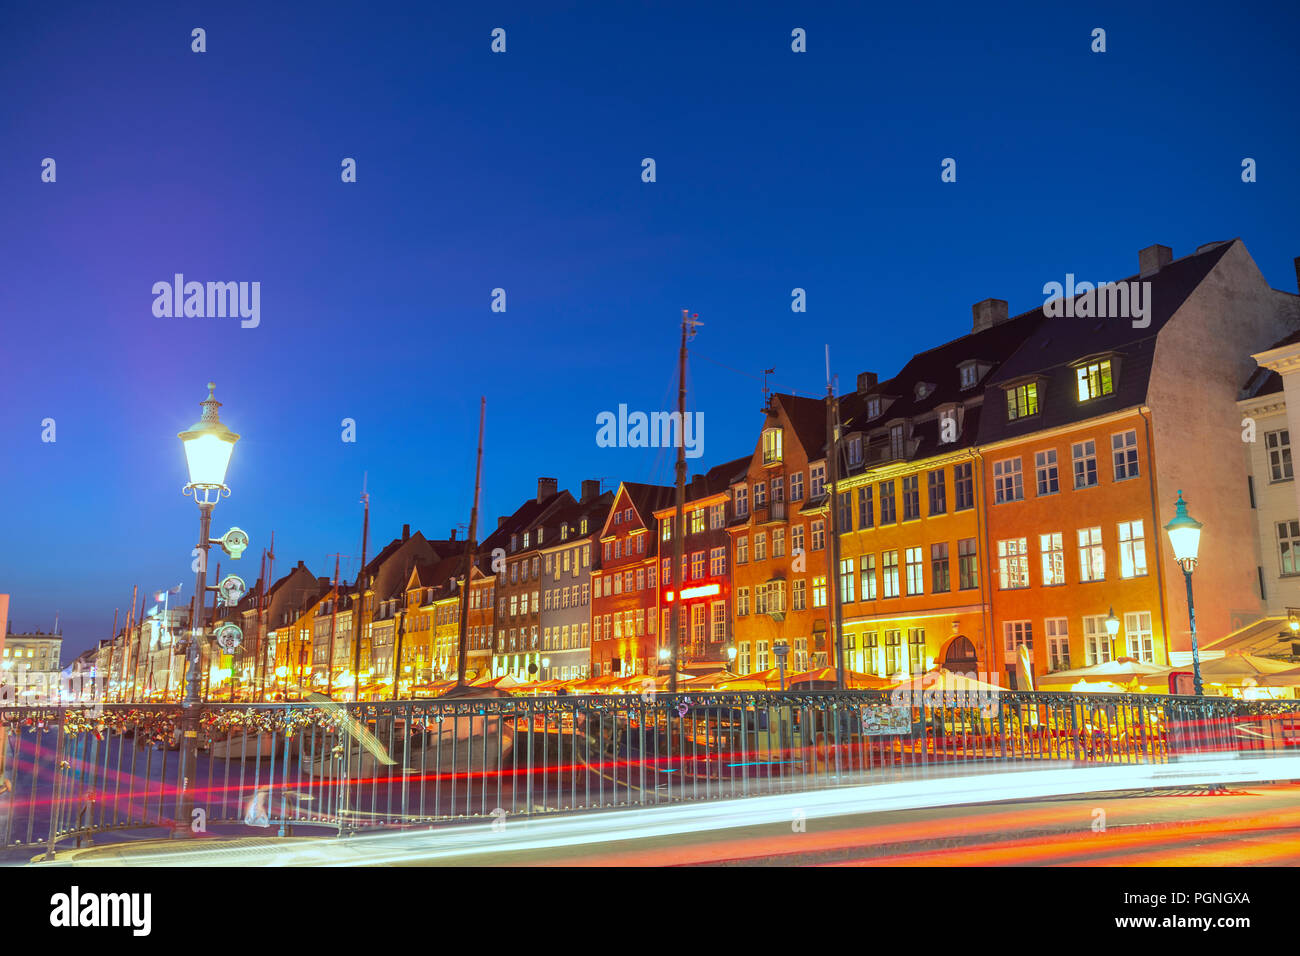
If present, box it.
[1203,615,1291,653]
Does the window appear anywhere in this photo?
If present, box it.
[906,627,926,674]
[1035,449,1059,496]
[1045,618,1070,670]
[790,472,804,501]
[839,557,855,603]
[691,509,706,534]
[762,427,783,464]
[1006,382,1039,420]
[735,485,749,516]
[1003,620,1033,655]
[792,579,806,610]
[1083,615,1112,665]
[1078,526,1105,582]
[810,463,826,498]
[882,551,900,598]
[880,480,896,524]
[738,643,751,674]
[959,363,979,389]
[812,576,827,608]
[661,517,672,542]
[954,462,974,510]
[1112,430,1139,480]
[867,397,881,418]
[860,554,876,600]
[754,533,766,561]
[902,475,920,520]
[958,538,978,590]
[771,529,785,558]
[847,436,863,466]
[709,503,725,529]
[997,538,1030,589]
[905,547,924,595]
[691,550,706,579]
[858,485,874,527]
[890,424,906,460]
[927,470,946,515]
[772,476,784,501]
[930,542,950,592]
[1268,430,1294,482]
[837,491,853,531]
[756,642,770,671]
[811,520,825,551]
[1076,359,1114,401]
[1072,440,1098,489]
[736,536,748,564]
[1040,532,1065,586]
[1124,611,1155,663]
[993,458,1024,503]
[884,630,902,675]
[754,482,767,508]
[1118,520,1147,578]
[710,546,726,576]
[711,602,726,642]
[737,587,750,616]
[791,524,804,555]
[692,605,707,644]
[1278,520,1300,575]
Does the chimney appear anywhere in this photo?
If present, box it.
[450,528,457,542]
[972,298,1008,333]
[497,515,508,529]
[581,479,601,503]
[1139,244,1172,278]
[297,560,305,570]
[537,477,558,502]
[856,372,878,394]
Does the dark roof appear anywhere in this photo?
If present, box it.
[537,489,615,543]
[620,481,677,525]
[479,490,568,555]
[769,393,828,462]
[975,240,1235,446]
[1242,366,1284,399]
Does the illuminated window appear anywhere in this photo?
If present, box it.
[1076,359,1114,401]
[1118,520,1147,578]
[1040,532,1065,586]
[1005,382,1038,420]
[1078,526,1105,582]
[762,427,784,464]
[997,538,1030,589]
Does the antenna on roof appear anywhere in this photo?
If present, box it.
[761,368,776,412]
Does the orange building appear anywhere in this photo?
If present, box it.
[728,394,834,674]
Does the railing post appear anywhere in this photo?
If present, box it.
[43,707,66,862]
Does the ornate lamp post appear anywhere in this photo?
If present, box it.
[1105,607,1121,660]
[1163,491,1204,696]
[176,383,242,835]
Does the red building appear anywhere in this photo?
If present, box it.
[591,481,674,677]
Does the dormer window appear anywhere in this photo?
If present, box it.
[580,518,588,534]
[1076,358,1115,402]
[523,532,530,548]
[914,382,934,401]
[867,397,881,419]
[762,427,784,465]
[1005,381,1040,421]
[889,424,907,460]
[560,524,569,541]
[510,534,518,551]
[958,361,987,390]
[846,436,863,466]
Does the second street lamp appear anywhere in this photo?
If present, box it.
[1163,490,1205,697]
[1105,606,1121,660]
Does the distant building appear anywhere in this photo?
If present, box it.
[1,624,63,701]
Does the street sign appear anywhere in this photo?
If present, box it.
[214,623,243,652]
[218,574,247,607]
[219,527,249,560]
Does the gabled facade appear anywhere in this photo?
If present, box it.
[591,481,675,676]
[538,483,611,681]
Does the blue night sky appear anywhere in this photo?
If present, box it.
[1,1,1297,655]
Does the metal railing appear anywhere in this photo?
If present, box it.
[1,690,1295,856]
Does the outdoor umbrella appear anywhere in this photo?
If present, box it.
[891,668,1003,694]
[1036,657,1171,687]
[1196,652,1297,682]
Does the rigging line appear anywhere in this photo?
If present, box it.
[692,350,806,397]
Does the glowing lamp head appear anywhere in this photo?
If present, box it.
[1163,490,1203,568]
[658,647,669,661]
[1290,616,1300,635]
[1105,607,1120,638]
[726,645,737,661]
[179,382,240,489]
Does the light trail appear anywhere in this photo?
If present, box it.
[26,751,1300,867]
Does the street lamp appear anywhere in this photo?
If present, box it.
[176,382,240,836]
[541,656,550,681]
[1163,490,1204,696]
[1105,606,1121,660]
